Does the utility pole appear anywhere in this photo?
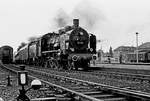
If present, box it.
[136,32,139,63]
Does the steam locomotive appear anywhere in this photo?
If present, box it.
[0,46,13,64]
[15,19,97,70]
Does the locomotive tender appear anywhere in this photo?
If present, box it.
[0,45,13,64]
[15,19,97,70]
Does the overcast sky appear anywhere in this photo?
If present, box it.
[0,0,150,52]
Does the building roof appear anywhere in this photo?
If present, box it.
[114,46,136,52]
[138,42,150,50]
[113,42,150,53]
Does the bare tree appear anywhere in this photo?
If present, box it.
[109,46,113,57]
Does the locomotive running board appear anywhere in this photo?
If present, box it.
[42,50,59,54]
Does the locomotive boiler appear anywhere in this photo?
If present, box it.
[15,19,97,70]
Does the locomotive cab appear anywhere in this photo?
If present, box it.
[89,34,96,54]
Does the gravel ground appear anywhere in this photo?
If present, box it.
[0,67,19,101]
[99,67,150,75]
[26,65,150,93]
[4,64,150,100]
[0,66,48,101]
[93,63,150,70]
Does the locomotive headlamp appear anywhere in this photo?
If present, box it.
[90,48,93,52]
[80,32,84,35]
[57,52,61,56]
[18,71,28,85]
[70,48,74,52]
[72,55,78,61]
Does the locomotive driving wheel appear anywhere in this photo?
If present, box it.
[71,61,78,70]
[44,61,48,68]
[45,58,58,69]
[50,58,58,69]
[68,60,74,70]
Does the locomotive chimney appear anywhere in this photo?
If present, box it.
[73,19,79,28]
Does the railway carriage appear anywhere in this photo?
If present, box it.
[28,41,38,65]
[15,45,28,64]
[0,46,13,64]
[15,19,97,70]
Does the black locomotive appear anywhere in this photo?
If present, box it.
[0,45,13,64]
[15,19,97,70]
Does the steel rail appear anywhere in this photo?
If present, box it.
[3,64,150,100]
[29,75,104,101]
[27,68,150,100]
[1,64,103,101]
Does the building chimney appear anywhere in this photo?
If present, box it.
[73,19,79,28]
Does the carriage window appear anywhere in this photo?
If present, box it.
[148,53,150,59]
[3,50,9,56]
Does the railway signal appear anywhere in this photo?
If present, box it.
[17,66,42,101]
[7,75,11,86]
[18,71,28,86]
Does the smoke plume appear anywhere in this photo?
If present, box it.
[51,0,105,30]
[28,36,38,42]
[72,0,105,30]
[53,9,70,28]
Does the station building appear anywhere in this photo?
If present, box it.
[113,42,150,63]
[113,46,136,63]
[138,42,150,51]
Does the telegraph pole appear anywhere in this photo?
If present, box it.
[136,32,139,63]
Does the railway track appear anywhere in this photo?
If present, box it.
[92,71,150,82]
[20,64,150,84]
[7,64,150,92]
[2,64,150,101]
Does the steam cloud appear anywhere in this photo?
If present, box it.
[51,0,106,34]
[48,0,106,51]
[72,0,105,30]
[53,9,70,28]
[28,36,38,42]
